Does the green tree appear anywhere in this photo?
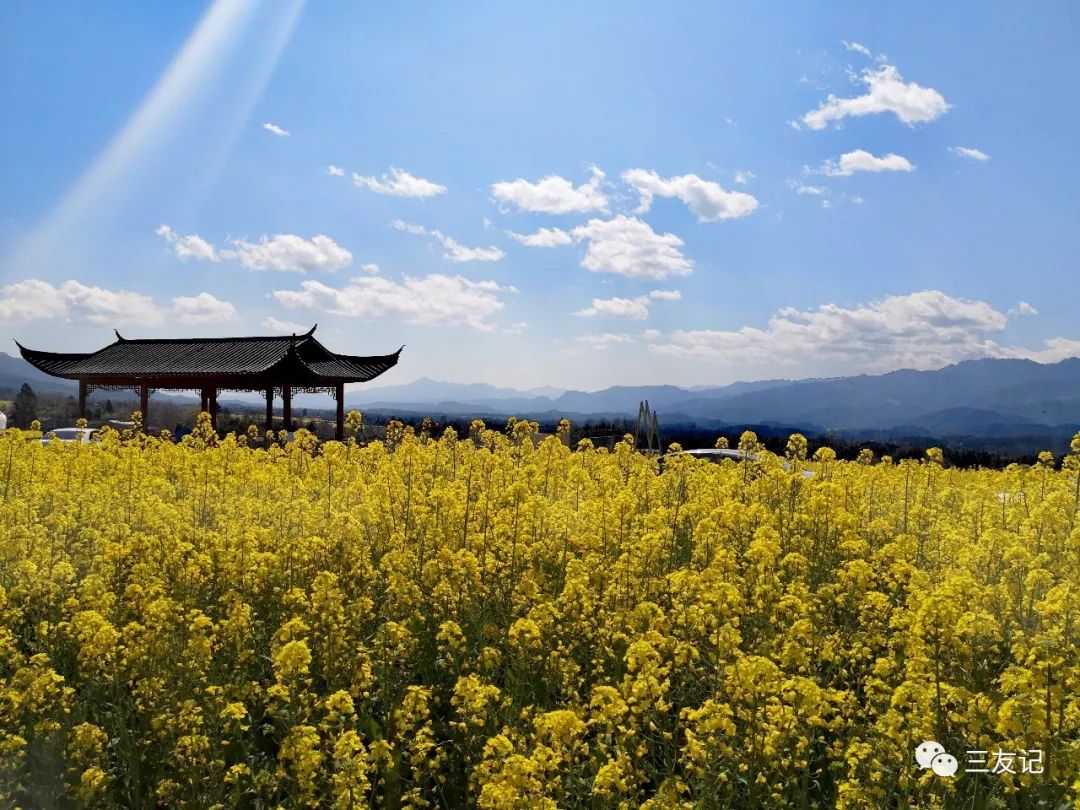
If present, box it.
[12,383,37,429]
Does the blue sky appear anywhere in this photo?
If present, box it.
[1,1,1078,391]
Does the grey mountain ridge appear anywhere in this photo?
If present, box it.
[2,352,1078,440]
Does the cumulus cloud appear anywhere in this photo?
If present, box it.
[647,290,1078,370]
[391,220,505,262]
[360,263,380,273]
[570,216,693,280]
[801,65,949,130]
[156,224,219,262]
[262,122,290,137]
[490,167,608,214]
[998,338,1080,363]
[506,227,573,247]
[272,273,515,331]
[575,288,682,320]
[648,289,682,301]
[576,296,651,320]
[949,146,990,162]
[221,234,352,272]
[788,180,829,196]
[172,292,237,324]
[325,165,346,176]
[733,170,755,185]
[352,167,447,198]
[263,316,309,334]
[842,40,872,58]
[573,332,636,349]
[0,279,236,326]
[1008,301,1038,318]
[816,150,914,177]
[158,226,350,273]
[621,169,759,222]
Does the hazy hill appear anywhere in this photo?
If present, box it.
[2,351,1078,443]
[0,351,78,396]
[671,358,1080,430]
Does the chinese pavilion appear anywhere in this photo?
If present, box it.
[16,325,402,440]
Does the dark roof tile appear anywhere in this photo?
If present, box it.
[17,327,402,385]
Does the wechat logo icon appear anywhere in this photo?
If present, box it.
[916,741,958,777]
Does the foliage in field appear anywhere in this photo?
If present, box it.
[0,416,1079,808]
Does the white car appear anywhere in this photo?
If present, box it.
[40,427,100,445]
[662,447,815,477]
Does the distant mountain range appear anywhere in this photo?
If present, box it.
[347,359,1080,445]
[2,351,1078,446]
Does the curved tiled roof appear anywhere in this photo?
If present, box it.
[16,325,402,384]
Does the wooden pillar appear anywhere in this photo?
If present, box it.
[282,385,292,431]
[78,380,87,420]
[265,388,274,432]
[139,383,149,432]
[208,387,218,430]
[336,382,345,441]
[200,388,208,413]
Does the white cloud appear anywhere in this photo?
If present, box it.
[850,195,865,205]
[1008,301,1038,318]
[352,167,447,198]
[156,224,219,262]
[641,328,661,340]
[158,226,350,273]
[649,290,1033,370]
[221,234,352,272]
[361,263,380,273]
[0,279,235,327]
[816,149,914,177]
[171,292,237,324]
[788,180,828,196]
[61,281,163,326]
[262,122,290,137]
[821,199,833,209]
[482,216,494,230]
[325,165,345,176]
[949,146,990,162]
[801,65,949,130]
[0,279,73,322]
[998,338,1080,363]
[391,220,505,262]
[571,216,693,280]
[621,169,759,222]
[733,170,755,185]
[263,316,309,334]
[506,227,573,247]
[573,332,636,349]
[503,321,529,335]
[842,40,871,58]
[490,167,608,214]
[272,273,515,331]
[648,289,682,301]
[575,296,651,320]
[575,288,683,320]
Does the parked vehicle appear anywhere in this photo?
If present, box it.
[661,447,815,477]
[40,427,100,445]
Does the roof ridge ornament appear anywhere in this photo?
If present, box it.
[114,329,126,342]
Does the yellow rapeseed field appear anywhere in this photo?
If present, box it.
[1,414,1078,808]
